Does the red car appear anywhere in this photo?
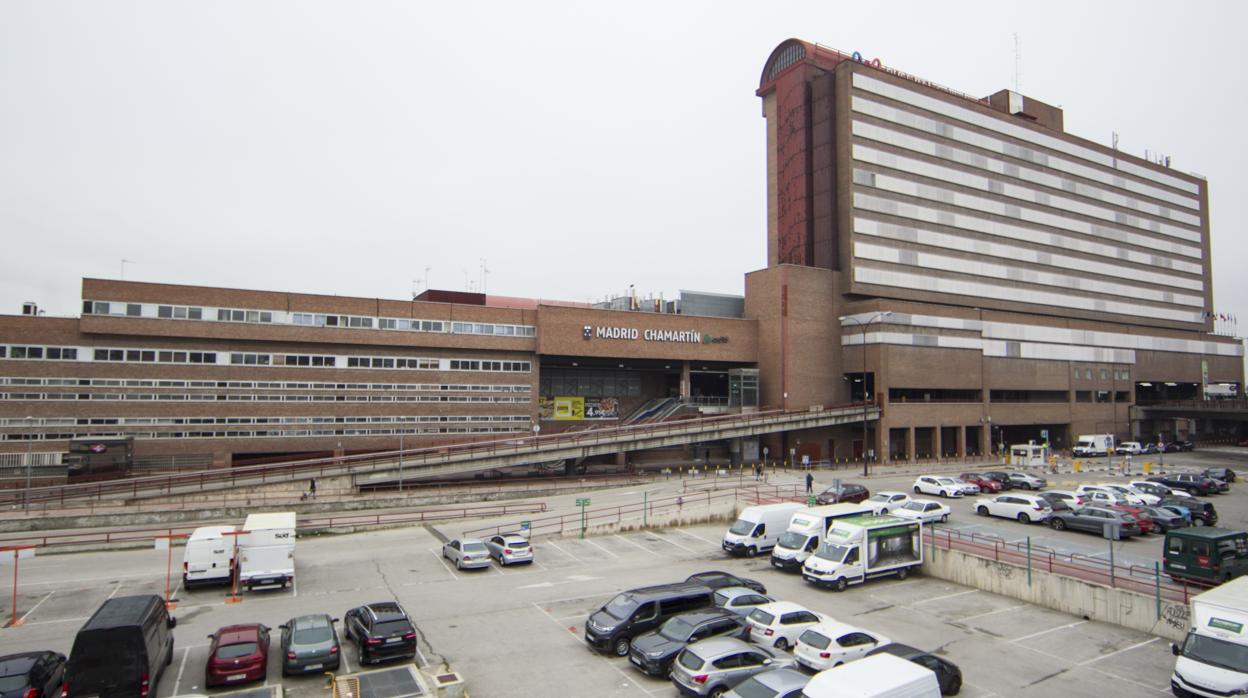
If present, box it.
[1110,505,1156,535]
[206,624,271,687]
[959,473,1003,493]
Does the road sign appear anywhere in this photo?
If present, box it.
[1040,429,1049,442]
[520,521,531,537]
[807,495,817,507]
[576,498,591,507]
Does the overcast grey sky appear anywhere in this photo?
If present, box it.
[1,1,1245,330]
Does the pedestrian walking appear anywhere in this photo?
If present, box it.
[805,472,813,494]
[309,477,317,499]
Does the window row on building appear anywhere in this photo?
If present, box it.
[2,414,532,427]
[1073,367,1131,382]
[0,344,534,373]
[2,425,529,442]
[0,376,532,393]
[884,388,1132,403]
[82,300,537,338]
[0,392,532,403]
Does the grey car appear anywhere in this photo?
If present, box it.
[484,533,533,566]
[723,667,809,698]
[280,614,341,676]
[442,538,491,570]
[670,637,794,697]
[712,587,775,618]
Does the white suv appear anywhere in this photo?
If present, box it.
[746,602,828,652]
[864,492,910,514]
[975,494,1053,524]
[912,476,973,498]
[793,620,889,672]
[1076,484,1152,506]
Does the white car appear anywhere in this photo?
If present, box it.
[713,586,776,618]
[793,620,890,672]
[1077,489,1132,507]
[1005,471,1048,490]
[892,498,951,524]
[864,491,910,514]
[974,494,1053,524]
[746,601,828,651]
[484,533,533,566]
[1129,481,1194,500]
[912,476,972,498]
[442,538,491,570]
[1076,484,1151,506]
[1117,442,1143,455]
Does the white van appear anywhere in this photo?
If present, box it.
[1171,576,1248,697]
[182,525,238,587]
[770,503,875,572]
[722,502,804,557]
[238,512,296,590]
[802,653,940,697]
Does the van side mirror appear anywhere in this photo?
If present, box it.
[167,616,176,629]
[332,617,340,623]
[1171,643,1181,657]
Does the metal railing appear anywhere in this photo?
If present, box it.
[0,403,870,508]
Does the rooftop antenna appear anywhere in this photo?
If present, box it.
[424,266,431,292]
[120,259,134,280]
[479,258,489,295]
[1013,32,1021,93]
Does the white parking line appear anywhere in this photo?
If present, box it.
[673,529,718,546]
[18,592,54,623]
[173,646,190,697]
[912,589,978,605]
[1010,620,1087,642]
[958,604,1027,621]
[582,539,619,559]
[1076,637,1160,666]
[339,640,352,674]
[545,540,585,563]
[106,583,124,600]
[645,531,696,554]
[430,549,458,581]
[612,535,660,556]
[529,603,649,695]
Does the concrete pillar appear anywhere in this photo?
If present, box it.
[957,427,966,458]
[934,427,943,461]
[907,427,916,463]
[980,426,992,458]
[729,438,742,467]
[680,361,692,399]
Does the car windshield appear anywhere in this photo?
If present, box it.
[900,502,925,512]
[814,543,851,563]
[0,676,28,693]
[868,494,891,502]
[293,620,332,644]
[728,676,781,698]
[777,532,809,549]
[798,629,831,650]
[660,617,696,642]
[217,642,258,659]
[604,594,639,621]
[1183,632,1248,673]
[729,519,756,535]
[747,609,775,626]
[463,542,487,553]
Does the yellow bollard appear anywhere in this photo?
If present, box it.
[1073,459,1082,473]
[1143,461,1152,474]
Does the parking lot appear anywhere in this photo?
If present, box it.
[0,511,1183,697]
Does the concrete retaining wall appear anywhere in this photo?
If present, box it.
[923,543,1189,642]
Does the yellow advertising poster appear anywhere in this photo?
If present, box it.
[554,396,585,421]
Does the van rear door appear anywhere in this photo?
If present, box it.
[67,629,146,697]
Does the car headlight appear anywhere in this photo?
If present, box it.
[648,650,666,658]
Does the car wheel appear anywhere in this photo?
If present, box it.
[1194,518,1206,527]
[948,675,962,695]
[940,514,949,523]
[939,490,948,498]
[613,637,630,657]
[746,547,757,558]
[455,558,462,570]
[833,577,848,592]
[976,506,989,517]
[1018,513,1031,524]
[709,687,728,698]
[1051,518,1066,531]
[773,637,789,651]
[896,567,909,581]
[914,486,921,494]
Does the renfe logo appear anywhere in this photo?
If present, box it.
[88,444,107,453]
[585,326,728,344]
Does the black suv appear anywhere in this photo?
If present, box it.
[628,609,747,677]
[1159,497,1219,527]
[344,602,417,665]
[1149,474,1222,496]
[685,571,766,594]
[585,583,713,657]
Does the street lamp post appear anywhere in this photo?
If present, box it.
[838,312,892,477]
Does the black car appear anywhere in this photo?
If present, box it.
[627,609,747,677]
[1139,506,1188,533]
[866,643,962,696]
[685,571,766,594]
[0,652,66,698]
[1203,468,1238,484]
[815,483,870,505]
[1159,497,1218,527]
[1036,492,1073,512]
[981,471,1015,490]
[1149,474,1221,497]
[1142,443,1162,455]
[586,583,714,656]
[343,602,417,665]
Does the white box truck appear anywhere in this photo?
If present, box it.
[238,512,296,590]
[802,515,923,591]
[722,502,804,558]
[182,525,238,587]
[1171,576,1248,697]
[802,653,941,697]
[770,503,876,572]
[1073,434,1115,457]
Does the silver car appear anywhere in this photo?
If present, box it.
[723,667,809,698]
[484,534,533,566]
[670,637,794,697]
[712,586,774,618]
[442,538,490,570]
[280,614,341,676]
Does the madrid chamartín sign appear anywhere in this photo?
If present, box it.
[583,325,728,344]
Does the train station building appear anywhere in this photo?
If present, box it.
[0,38,1242,474]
